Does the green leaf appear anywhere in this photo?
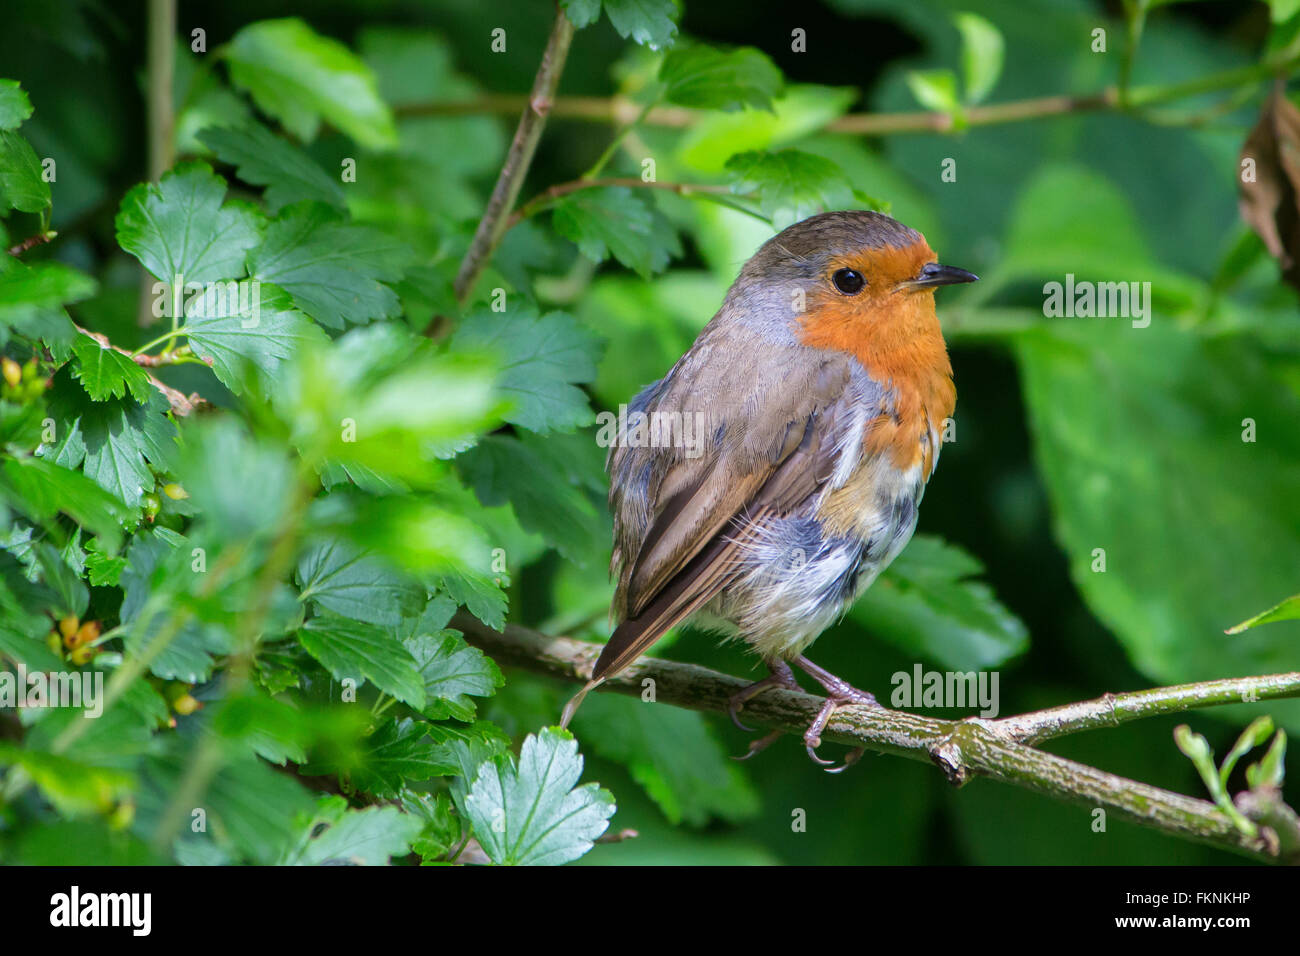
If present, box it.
[279,325,504,480]
[455,434,601,564]
[174,417,294,542]
[0,257,94,325]
[282,796,423,865]
[69,333,152,403]
[0,457,132,551]
[954,13,1004,105]
[0,745,132,817]
[660,44,783,112]
[115,161,262,285]
[182,280,326,392]
[1226,592,1300,634]
[39,375,178,513]
[403,629,504,722]
[1220,716,1274,788]
[725,148,856,226]
[583,0,679,49]
[298,613,425,709]
[0,129,51,214]
[226,18,397,148]
[0,79,34,131]
[348,718,456,797]
[199,125,346,213]
[905,69,960,113]
[852,535,1029,672]
[248,203,408,328]
[1246,730,1287,789]
[678,84,855,172]
[119,530,234,682]
[296,536,426,628]
[464,727,615,866]
[450,302,601,433]
[560,0,602,29]
[571,694,759,826]
[552,186,681,280]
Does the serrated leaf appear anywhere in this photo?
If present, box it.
[455,434,601,563]
[181,280,326,392]
[115,161,262,285]
[284,797,423,865]
[299,613,425,709]
[451,303,600,434]
[349,718,456,797]
[602,0,678,49]
[226,18,397,149]
[571,694,758,826]
[199,125,346,212]
[725,148,856,226]
[296,536,426,628]
[0,130,50,214]
[852,535,1029,672]
[552,186,681,280]
[661,44,782,112]
[464,727,614,866]
[249,203,408,328]
[404,630,503,721]
[70,333,152,403]
[0,79,33,131]
[438,568,507,631]
[0,457,132,551]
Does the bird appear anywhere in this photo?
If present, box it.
[560,210,977,771]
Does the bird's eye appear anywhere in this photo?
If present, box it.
[832,268,865,295]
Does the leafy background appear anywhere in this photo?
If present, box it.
[0,0,1297,865]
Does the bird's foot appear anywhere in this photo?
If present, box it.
[726,659,801,732]
[727,660,801,760]
[794,655,879,773]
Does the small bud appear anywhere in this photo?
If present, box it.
[70,644,97,666]
[162,483,189,500]
[58,615,79,639]
[173,694,202,715]
[144,493,161,521]
[46,631,64,657]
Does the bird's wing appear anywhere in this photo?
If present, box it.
[592,336,863,686]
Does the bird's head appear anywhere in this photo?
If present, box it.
[728,210,977,357]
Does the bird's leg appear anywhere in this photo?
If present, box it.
[727,658,801,731]
[793,655,879,771]
[727,659,801,761]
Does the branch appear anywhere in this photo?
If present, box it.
[452,9,575,304]
[453,613,1300,864]
[402,43,1300,138]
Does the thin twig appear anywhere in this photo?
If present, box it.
[6,232,56,257]
[452,9,576,304]
[453,613,1300,863]
[401,43,1300,138]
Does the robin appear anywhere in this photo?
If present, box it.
[560,210,977,771]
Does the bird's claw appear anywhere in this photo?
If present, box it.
[732,729,783,761]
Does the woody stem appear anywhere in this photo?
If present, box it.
[402,41,1300,137]
[452,612,1300,865]
[452,8,576,305]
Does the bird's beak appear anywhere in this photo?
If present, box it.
[902,262,979,290]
